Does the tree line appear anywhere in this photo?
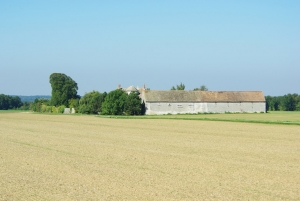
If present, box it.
[265,94,300,111]
[30,73,145,115]
[2,75,300,113]
[0,94,22,110]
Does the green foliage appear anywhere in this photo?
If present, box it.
[30,98,66,113]
[265,95,280,111]
[124,92,142,115]
[194,85,208,91]
[141,101,146,115]
[57,105,66,113]
[101,89,127,115]
[41,105,52,113]
[31,98,50,112]
[68,98,80,110]
[0,94,22,110]
[265,96,271,111]
[18,101,31,110]
[78,91,106,114]
[101,90,144,115]
[265,94,300,111]
[49,73,79,107]
[52,106,58,113]
[171,82,185,90]
[281,94,298,111]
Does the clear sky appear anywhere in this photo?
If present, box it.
[1,1,299,96]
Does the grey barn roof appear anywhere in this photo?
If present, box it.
[142,90,265,102]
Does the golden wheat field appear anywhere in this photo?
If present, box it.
[0,113,299,200]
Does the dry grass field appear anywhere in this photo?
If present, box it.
[0,113,299,200]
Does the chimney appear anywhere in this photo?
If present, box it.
[143,84,146,89]
[118,84,121,89]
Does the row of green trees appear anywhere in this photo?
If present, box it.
[30,73,145,115]
[77,89,144,115]
[265,94,300,111]
[31,89,144,115]
[101,90,144,115]
[0,94,22,110]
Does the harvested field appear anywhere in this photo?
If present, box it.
[0,113,299,200]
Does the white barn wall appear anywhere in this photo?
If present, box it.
[146,102,195,115]
[252,102,266,113]
[145,102,266,115]
[240,103,252,112]
[194,103,207,113]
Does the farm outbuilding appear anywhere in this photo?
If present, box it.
[117,84,140,94]
[140,90,266,115]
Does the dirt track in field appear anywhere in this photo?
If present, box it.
[0,113,299,200]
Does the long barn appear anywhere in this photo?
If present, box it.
[140,90,266,115]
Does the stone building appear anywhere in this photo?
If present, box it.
[140,90,266,115]
[117,84,140,94]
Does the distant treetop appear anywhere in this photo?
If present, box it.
[194,85,208,91]
[171,82,185,90]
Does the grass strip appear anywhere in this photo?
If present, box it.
[0,110,30,113]
[97,115,300,126]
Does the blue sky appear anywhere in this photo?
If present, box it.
[1,1,299,96]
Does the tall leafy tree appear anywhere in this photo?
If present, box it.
[78,91,107,114]
[49,73,79,107]
[101,89,127,115]
[124,92,142,115]
[265,96,271,111]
